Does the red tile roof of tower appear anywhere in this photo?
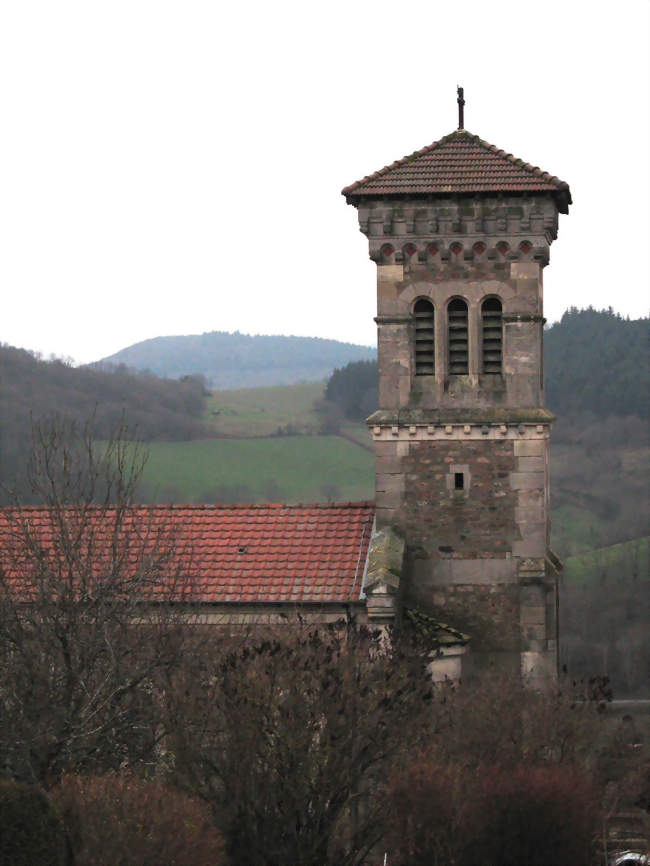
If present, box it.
[342,129,571,212]
[0,502,375,604]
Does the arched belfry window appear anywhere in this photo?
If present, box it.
[481,297,503,374]
[414,299,435,375]
[448,298,469,375]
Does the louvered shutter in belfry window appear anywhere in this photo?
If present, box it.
[481,298,503,374]
[448,298,469,375]
[414,299,435,375]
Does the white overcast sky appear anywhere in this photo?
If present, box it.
[1,0,648,365]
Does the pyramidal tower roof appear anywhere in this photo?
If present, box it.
[342,128,571,213]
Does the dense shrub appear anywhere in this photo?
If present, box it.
[383,760,468,866]
[0,779,67,866]
[51,773,225,866]
[384,759,600,866]
[469,764,599,866]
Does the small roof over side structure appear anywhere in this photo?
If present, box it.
[342,129,571,213]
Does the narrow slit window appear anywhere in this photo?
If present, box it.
[482,297,503,374]
[454,472,464,490]
[414,299,435,375]
[448,298,469,374]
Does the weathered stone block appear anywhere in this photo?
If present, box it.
[510,472,545,490]
[377,264,404,282]
[375,489,403,509]
[510,262,541,280]
[375,455,403,475]
[516,456,545,473]
[514,504,544,523]
[437,557,517,586]
[517,521,546,540]
[520,584,545,605]
[516,488,544,508]
[375,505,398,528]
[520,605,546,626]
[512,538,546,557]
[374,474,405,496]
[514,439,546,457]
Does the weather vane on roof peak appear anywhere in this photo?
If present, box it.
[457,85,465,130]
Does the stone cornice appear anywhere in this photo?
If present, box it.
[358,194,559,240]
[374,315,412,324]
[367,407,555,426]
[368,423,551,442]
[503,313,546,323]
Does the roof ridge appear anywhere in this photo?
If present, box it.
[342,127,570,198]
[6,501,376,512]
[470,132,568,189]
[341,129,460,196]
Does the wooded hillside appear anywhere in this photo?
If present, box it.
[0,345,209,499]
[545,308,649,419]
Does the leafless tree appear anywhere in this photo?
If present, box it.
[0,418,191,785]
[168,619,434,866]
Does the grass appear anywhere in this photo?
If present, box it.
[203,382,325,437]
[549,504,608,558]
[121,381,648,555]
[563,536,649,586]
[137,436,374,504]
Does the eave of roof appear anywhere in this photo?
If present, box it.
[342,129,571,212]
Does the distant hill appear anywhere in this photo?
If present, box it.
[93,332,377,389]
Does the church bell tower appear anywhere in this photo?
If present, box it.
[343,93,571,682]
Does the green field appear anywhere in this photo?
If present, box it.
[562,536,649,586]
[129,381,649,557]
[549,504,608,558]
[138,436,374,504]
[132,429,647,559]
[203,382,325,436]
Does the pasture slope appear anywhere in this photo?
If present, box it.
[138,436,374,505]
[562,536,649,586]
[136,381,648,559]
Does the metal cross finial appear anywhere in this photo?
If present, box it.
[457,85,465,130]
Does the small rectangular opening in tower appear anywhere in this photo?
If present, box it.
[454,472,464,490]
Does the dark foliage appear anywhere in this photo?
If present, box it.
[0,779,67,866]
[51,773,225,866]
[545,308,649,420]
[0,344,209,500]
[168,622,433,866]
[324,360,378,420]
[561,538,650,697]
[94,330,376,389]
[385,760,599,866]
[383,674,605,866]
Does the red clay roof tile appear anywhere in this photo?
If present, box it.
[0,503,375,604]
[342,128,571,210]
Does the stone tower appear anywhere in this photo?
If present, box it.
[343,112,571,683]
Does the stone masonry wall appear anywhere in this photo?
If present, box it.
[376,259,545,412]
[373,428,554,660]
[358,192,562,679]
